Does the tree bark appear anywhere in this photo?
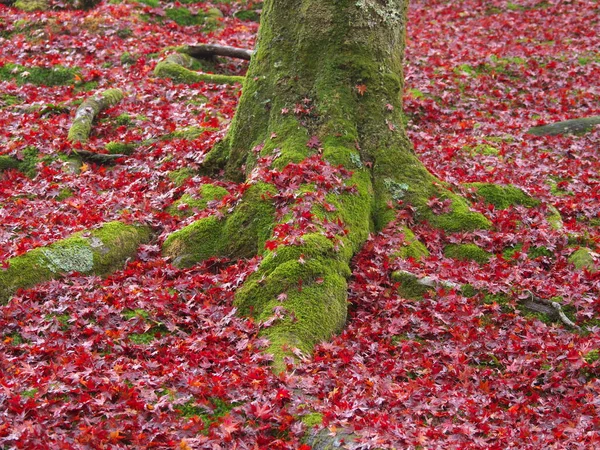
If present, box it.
[164,0,490,371]
[179,44,254,60]
[67,89,123,143]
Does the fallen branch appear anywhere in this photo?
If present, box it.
[519,291,580,330]
[67,89,124,143]
[73,149,126,164]
[178,44,254,60]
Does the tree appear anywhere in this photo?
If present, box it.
[0,0,566,372]
[161,0,495,370]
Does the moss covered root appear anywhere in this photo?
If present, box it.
[68,89,124,143]
[168,184,228,217]
[163,183,276,266]
[154,53,245,85]
[0,222,151,304]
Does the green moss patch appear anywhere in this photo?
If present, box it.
[168,184,228,217]
[300,412,323,428]
[465,182,539,210]
[391,270,433,300]
[175,397,235,434]
[0,63,80,86]
[105,142,135,155]
[0,222,151,304]
[234,234,350,373]
[503,244,553,260]
[444,243,492,264]
[462,143,500,156]
[163,183,276,266]
[154,53,244,85]
[168,168,195,186]
[568,247,597,271]
[392,226,429,260]
[0,147,39,177]
[13,0,48,11]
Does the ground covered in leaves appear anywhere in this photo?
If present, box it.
[1,0,599,448]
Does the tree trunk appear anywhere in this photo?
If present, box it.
[163,0,489,371]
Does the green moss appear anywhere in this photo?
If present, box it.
[175,397,235,434]
[0,156,20,172]
[234,235,349,373]
[164,183,276,266]
[46,313,71,330]
[301,412,323,428]
[1,147,39,177]
[568,247,596,271]
[460,284,477,298]
[465,182,539,210]
[21,388,39,399]
[120,52,138,66]
[105,142,135,155]
[585,350,600,364]
[168,184,228,217]
[13,0,47,11]
[122,308,150,320]
[0,222,151,304]
[391,271,433,300]
[421,194,492,232]
[503,244,553,260]
[134,0,159,6]
[235,9,260,21]
[462,143,500,156]
[546,205,563,230]
[115,113,132,126]
[1,93,24,106]
[392,226,429,260]
[165,7,207,26]
[57,188,73,201]
[168,168,195,186]
[167,126,211,141]
[0,63,80,86]
[444,243,492,264]
[154,60,245,85]
[129,332,157,344]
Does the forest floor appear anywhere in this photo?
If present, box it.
[1,0,599,448]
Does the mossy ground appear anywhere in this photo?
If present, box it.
[568,247,597,271]
[444,243,492,264]
[0,63,80,86]
[464,182,539,210]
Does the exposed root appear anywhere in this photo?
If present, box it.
[67,88,124,143]
[72,149,127,164]
[154,53,245,85]
[0,222,151,304]
[393,270,581,330]
[178,44,254,61]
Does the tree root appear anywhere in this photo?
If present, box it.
[72,149,127,164]
[178,44,254,61]
[393,270,580,330]
[67,89,124,143]
[0,222,151,304]
[154,53,245,85]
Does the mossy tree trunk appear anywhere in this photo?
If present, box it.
[164,0,489,371]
